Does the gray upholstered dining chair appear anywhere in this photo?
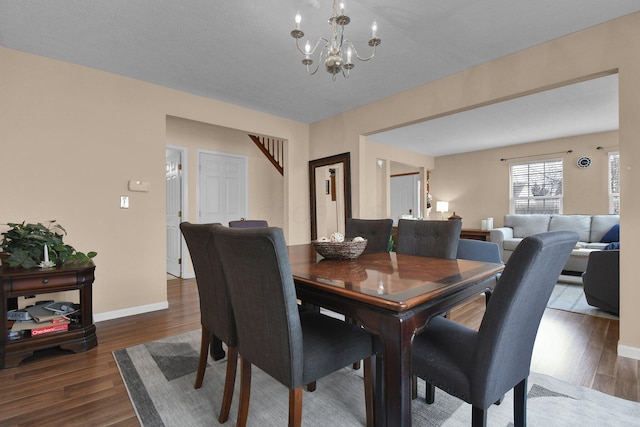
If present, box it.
[179,222,238,424]
[456,239,502,264]
[395,219,462,259]
[412,231,579,427]
[228,219,268,228]
[211,226,376,427]
[345,218,393,253]
[457,238,504,297]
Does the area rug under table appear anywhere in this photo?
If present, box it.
[114,330,639,426]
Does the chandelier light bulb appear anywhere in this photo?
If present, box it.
[304,41,311,54]
[295,12,302,28]
[339,2,346,15]
[371,20,378,38]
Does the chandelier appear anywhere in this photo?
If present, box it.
[290,1,381,80]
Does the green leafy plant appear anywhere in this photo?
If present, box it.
[0,221,97,269]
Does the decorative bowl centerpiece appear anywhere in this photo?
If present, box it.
[312,232,368,260]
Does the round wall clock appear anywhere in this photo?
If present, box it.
[577,156,592,168]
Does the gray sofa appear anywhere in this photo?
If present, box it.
[490,214,619,273]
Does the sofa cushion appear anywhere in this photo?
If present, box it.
[504,214,550,238]
[585,242,609,250]
[600,224,620,243]
[591,215,620,242]
[549,215,591,242]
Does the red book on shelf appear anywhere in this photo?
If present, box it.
[30,322,68,337]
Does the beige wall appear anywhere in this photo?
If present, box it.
[310,13,640,355]
[1,46,309,319]
[431,131,618,229]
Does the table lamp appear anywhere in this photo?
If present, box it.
[436,201,449,220]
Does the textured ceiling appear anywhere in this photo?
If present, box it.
[1,1,636,156]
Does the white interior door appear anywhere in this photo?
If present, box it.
[198,151,247,225]
[166,149,183,277]
[390,174,419,225]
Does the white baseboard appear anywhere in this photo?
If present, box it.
[94,301,169,322]
[618,343,640,360]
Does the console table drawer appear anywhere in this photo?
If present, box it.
[4,272,78,293]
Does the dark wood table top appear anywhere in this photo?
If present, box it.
[287,244,504,313]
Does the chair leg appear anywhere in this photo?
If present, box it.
[471,406,487,427]
[236,357,252,427]
[363,357,375,427]
[411,375,417,400]
[306,381,316,392]
[514,377,527,427]
[425,382,435,404]
[218,346,238,423]
[484,290,492,307]
[289,387,303,427]
[194,327,210,389]
[210,335,226,361]
[346,316,362,370]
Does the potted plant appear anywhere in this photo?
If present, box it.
[0,220,97,269]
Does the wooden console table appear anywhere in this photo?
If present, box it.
[460,229,491,241]
[1,264,97,368]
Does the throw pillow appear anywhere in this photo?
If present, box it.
[604,242,620,250]
[600,224,619,243]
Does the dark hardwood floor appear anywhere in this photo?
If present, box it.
[0,278,637,426]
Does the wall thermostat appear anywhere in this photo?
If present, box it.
[577,156,592,168]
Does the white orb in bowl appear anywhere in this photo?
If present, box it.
[329,232,345,243]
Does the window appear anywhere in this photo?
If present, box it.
[608,151,620,214]
[510,159,563,214]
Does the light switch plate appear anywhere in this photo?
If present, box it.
[120,196,129,209]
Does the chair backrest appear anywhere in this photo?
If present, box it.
[179,222,236,346]
[228,220,268,228]
[456,239,502,264]
[472,231,578,408]
[211,226,304,389]
[395,219,462,259]
[345,218,393,253]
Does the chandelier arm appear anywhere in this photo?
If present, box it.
[295,37,330,56]
[306,62,321,75]
[344,40,378,61]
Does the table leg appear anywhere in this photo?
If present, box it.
[377,316,416,427]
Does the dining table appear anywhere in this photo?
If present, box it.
[287,244,504,427]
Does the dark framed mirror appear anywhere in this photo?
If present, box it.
[309,152,352,240]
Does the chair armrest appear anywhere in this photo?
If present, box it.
[582,250,619,313]
[489,227,513,262]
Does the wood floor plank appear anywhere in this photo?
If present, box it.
[615,356,638,401]
[569,316,609,387]
[0,278,637,426]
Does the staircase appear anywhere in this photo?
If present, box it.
[248,134,284,176]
